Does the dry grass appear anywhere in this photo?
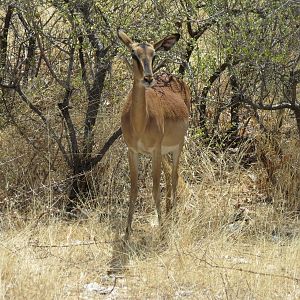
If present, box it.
[1,133,300,299]
[0,206,299,299]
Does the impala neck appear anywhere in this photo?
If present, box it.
[130,61,147,135]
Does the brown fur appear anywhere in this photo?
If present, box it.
[117,29,190,239]
[122,73,190,121]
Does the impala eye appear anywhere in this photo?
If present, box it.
[131,51,137,59]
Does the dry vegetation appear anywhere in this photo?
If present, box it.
[1,124,300,299]
[1,1,300,298]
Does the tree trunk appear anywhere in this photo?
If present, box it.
[294,108,300,139]
[289,71,300,139]
[228,74,240,142]
[23,35,36,85]
[198,60,233,136]
[66,127,122,212]
[83,65,108,166]
[66,166,88,213]
[0,4,14,83]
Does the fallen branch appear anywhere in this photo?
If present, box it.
[185,250,300,283]
[29,239,120,248]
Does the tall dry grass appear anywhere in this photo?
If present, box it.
[1,122,300,298]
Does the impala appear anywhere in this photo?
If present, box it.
[117,29,190,239]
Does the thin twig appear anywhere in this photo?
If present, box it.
[33,20,67,89]
[105,276,118,295]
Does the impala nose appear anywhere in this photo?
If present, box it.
[144,75,154,84]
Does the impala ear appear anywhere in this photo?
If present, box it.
[117,29,133,49]
[154,33,180,51]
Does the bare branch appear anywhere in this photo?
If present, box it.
[87,127,122,171]
[13,85,71,167]
[243,97,295,111]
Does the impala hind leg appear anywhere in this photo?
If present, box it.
[162,157,172,215]
[125,150,139,240]
[171,144,183,211]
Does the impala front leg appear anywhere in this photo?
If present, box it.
[152,148,162,228]
[125,149,139,240]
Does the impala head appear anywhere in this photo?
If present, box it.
[117,29,180,88]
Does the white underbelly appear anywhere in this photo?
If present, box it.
[135,140,154,154]
[130,140,179,155]
[161,144,179,155]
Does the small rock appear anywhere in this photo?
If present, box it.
[175,289,193,298]
[83,282,114,294]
